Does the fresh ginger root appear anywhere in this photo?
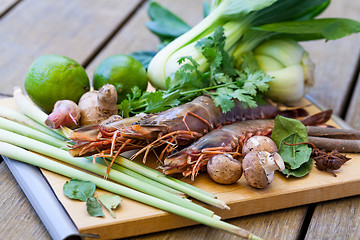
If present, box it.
[45,100,81,129]
[78,84,118,126]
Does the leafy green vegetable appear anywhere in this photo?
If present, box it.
[203,1,211,18]
[146,1,191,48]
[271,115,308,148]
[118,26,271,116]
[271,115,313,178]
[129,51,157,70]
[282,158,313,178]
[254,18,360,41]
[63,179,96,202]
[124,0,360,117]
[86,196,104,217]
[98,194,122,218]
[279,133,312,169]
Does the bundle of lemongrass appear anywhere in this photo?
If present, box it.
[0,87,262,240]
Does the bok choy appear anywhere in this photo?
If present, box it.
[145,0,360,108]
[253,39,315,103]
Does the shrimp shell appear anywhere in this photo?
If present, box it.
[162,119,274,178]
[69,95,283,158]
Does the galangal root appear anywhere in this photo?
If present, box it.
[78,83,118,126]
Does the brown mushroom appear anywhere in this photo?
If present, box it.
[242,151,285,189]
[207,153,243,185]
[242,135,278,156]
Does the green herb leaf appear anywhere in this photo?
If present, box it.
[63,179,96,202]
[271,115,308,148]
[118,99,131,118]
[86,196,104,217]
[118,26,271,115]
[144,91,180,113]
[279,133,312,169]
[282,157,313,178]
[98,194,122,218]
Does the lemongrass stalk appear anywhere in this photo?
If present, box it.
[113,156,229,209]
[96,158,186,198]
[13,87,72,138]
[0,117,68,149]
[0,129,216,218]
[0,142,262,240]
[125,159,217,199]
[0,106,67,141]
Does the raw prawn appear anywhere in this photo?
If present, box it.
[163,120,274,180]
[162,110,332,180]
[69,95,290,160]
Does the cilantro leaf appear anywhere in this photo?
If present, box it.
[144,91,180,113]
[118,26,272,115]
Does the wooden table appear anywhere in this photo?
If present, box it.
[1,1,359,239]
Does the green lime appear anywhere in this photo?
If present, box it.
[93,54,148,103]
[25,54,90,113]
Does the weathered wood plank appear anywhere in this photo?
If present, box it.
[0,0,141,96]
[85,0,205,78]
[301,0,360,116]
[305,196,360,240]
[303,1,360,238]
[0,161,51,240]
[128,207,308,240]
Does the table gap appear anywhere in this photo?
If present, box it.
[0,93,12,98]
[82,0,147,69]
[296,204,316,240]
[0,0,21,18]
[339,53,360,119]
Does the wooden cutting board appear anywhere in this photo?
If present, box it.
[2,98,360,239]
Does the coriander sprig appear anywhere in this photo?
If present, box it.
[118,26,271,117]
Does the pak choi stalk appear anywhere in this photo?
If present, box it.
[146,0,360,109]
[253,39,315,103]
[147,0,277,90]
